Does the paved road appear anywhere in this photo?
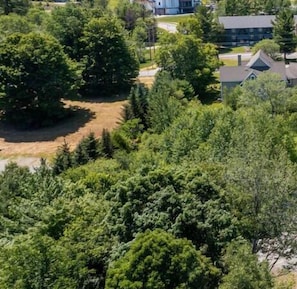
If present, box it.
[0,157,41,172]
[139,67,160,77]
[157,22,177,33]
[219,52,252,60]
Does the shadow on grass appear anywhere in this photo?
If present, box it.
[0,106,95,142]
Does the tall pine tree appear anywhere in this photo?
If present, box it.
[273,8,297,60]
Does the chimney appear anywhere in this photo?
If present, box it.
[238,54,242,66]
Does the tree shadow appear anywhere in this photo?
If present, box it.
[0,106,96,142]
[73,93,129,104]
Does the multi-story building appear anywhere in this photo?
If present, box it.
[219,15,297,47]
[151,0,200,15]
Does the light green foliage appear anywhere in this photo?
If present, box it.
[0,13,32,39]
[225,108,297,260]
[239,72,289,114]
[219,239,273,289]
[218,0,290,15]
[0,32,75,127]
[105,229,219,289]
[273,8,297,57]
[81,17,139,96]
[252,39,280,60]
[155,33,219,97]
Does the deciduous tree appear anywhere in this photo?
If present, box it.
[81,17,139,96]
[105,230,219,289]
[0,32,75,128]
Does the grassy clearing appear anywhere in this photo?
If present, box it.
[156,14,193,24]
[221,58,238,66]
[0,98,126,158]
[219,46,250,54]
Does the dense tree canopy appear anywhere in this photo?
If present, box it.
[0,32,75,127]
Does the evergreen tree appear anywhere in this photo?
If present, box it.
[52,140,73,175]
[101,129,113,158]
[273,8,297,59]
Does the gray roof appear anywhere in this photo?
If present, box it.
[219,66,261,82]
[219,15,297,29]
[246,49,274,68]
[220,50,287,83]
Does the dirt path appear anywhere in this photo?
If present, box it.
[0,98,126,159]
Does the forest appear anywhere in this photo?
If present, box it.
[1,0,297,288]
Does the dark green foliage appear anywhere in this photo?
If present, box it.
[0,0,30,15]
[115,0,149,31]
[194,5,223,44]
[73,132,99,166]
[52,140,73,175]
[101,128,113,158]
[81,17,139,96]
[106,230,219,289]
[273,8,297,58]
[45,4,90,60]
[0,32,75,128]
[106,165,238,262]
[122,82,149,129]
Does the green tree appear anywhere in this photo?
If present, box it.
[101,128,114,158]
[273,8,297,59]
[115,0,149,31]
[72,132,99,166]
[45,4,90,60]
[52,141,73,175]
[0,0,30,15]
[238,72,289,115]
[225,108,297,263]
[0,32,75,128]
[81,17,139,96]
[219,239,273,289]
[122,82,149,128]
[105,230,219,289]
[252,39,280,60]
[194,5,223,44]
[155,33,219,98]
[0,14,33,40]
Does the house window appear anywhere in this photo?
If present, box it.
[258,28,263,32]
[250,28,254,32]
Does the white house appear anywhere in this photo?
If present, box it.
[152,0,200,15]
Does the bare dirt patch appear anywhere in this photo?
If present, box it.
[0,98,126,159]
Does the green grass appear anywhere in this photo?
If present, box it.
[139,48,157,69]
[219,46,249,54]
[221,59,238,66]
[156,14,193,24]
